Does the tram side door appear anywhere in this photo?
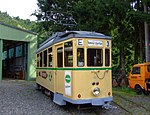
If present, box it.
[55,45,64,94]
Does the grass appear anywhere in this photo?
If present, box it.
[113,86,136,95]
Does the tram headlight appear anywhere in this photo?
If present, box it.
[92,87,100,96]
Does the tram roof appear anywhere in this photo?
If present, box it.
[37,31,111,53]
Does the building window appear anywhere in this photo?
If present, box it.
[15,45,22,57]
[132,67,140,74]
[105,49,110,66]
[64,41,73,67]
[9,48,14,59]
[87,49,103,66]
[57,47,63,67]
[77,48,84,67]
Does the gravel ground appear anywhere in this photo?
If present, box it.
[0,80,127,115]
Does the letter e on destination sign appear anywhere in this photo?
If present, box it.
[78,39,84,46]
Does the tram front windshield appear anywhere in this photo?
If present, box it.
[87,49,103,66]
[77,48,104,67]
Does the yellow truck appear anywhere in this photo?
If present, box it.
[128,63,150,95]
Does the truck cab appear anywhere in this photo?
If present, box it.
[128,63,150,95]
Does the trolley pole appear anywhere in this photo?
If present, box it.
[144,3,150,62]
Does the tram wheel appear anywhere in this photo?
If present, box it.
[135,85,142,95]
[50,92,54,100]
[35,83,41,90]
[143,90,150,96]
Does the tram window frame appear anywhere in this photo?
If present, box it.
[64,41,73,67]
[37,54,40,67]
[57,47,63,67]
[77,48,84,67]
[43,50,47,67]
[87,48,103,67]
[105,49,110,66]
[48,47,53,67]
[40,52,42,67]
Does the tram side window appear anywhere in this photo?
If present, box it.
[43,50,47,67]
[40,52,42,67]
[105,49,110,66]
[87,49,103,66]
[77,48,84,67]
[64,41,73,67]
[48,47,52,53]
[48,48,52,67]
[57,47,63,67]
[37,54,40,67]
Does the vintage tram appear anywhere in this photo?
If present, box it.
[36,31,113,106]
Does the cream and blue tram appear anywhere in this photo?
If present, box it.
[36,31,112,106]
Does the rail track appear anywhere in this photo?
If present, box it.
[63,104,103,115]
[77,105,102,115]
[38,85,150,115]
[37,87,103,115]
[112,100,132,115]
[113,92,150,115]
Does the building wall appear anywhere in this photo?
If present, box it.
[27,38,37,80]
[0,23,37,81]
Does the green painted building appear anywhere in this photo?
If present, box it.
[0,22,37,80]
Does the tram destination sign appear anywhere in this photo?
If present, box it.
[77,39,84,46]
[88,40,103,46]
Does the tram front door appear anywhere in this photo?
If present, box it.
[55,45,64,94]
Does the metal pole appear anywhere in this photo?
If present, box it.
[144,3,150,62]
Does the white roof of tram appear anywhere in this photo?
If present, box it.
[37,31,111,53]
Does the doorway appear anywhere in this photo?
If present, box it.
[2,40,28,80]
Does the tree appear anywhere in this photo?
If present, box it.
[143,1,150,62]
[34,0,150,78]
[34,0,134,74]
[0,11,36,31]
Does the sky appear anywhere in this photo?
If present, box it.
[0,0,38,21]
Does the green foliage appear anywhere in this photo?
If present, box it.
[113,87,136,95]
[142,0,150,4]
[0,11,36,31]
[34,0,150,77]
[72,0,111,33]
[129,11,150,23]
